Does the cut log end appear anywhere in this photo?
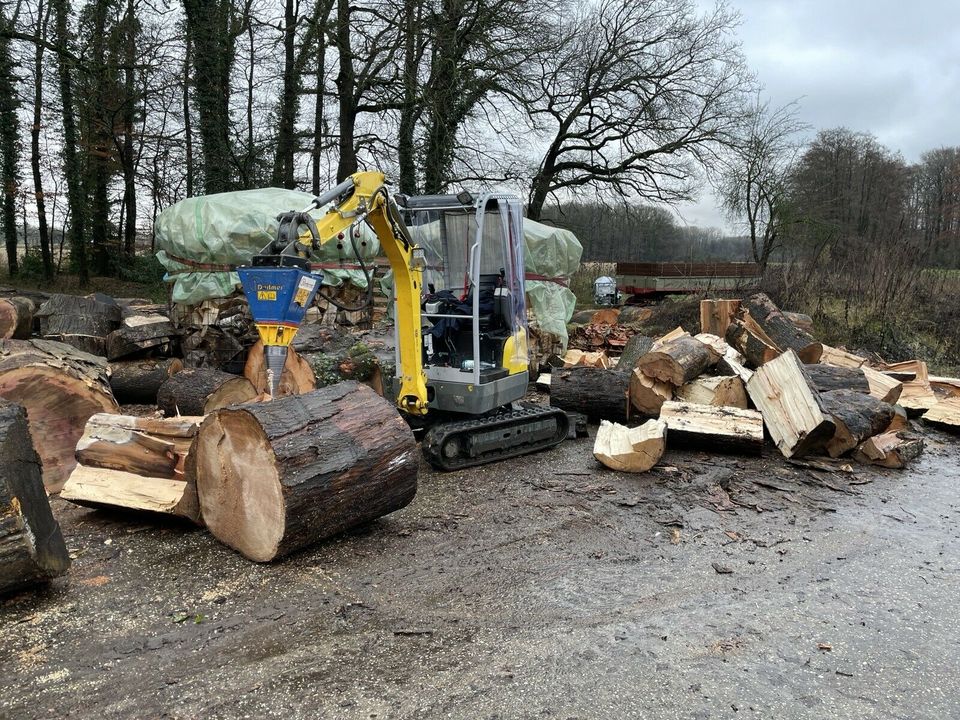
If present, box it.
[593,419,666,473]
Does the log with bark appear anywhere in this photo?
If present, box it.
[617,305,654,326]
[243,340,317,397]
[194,382,418,562]
[109,358,184,405]
[636,335,718,386]
[922,397,960,431]
[820,389,895,458]
[861,366,903,404]
[615,334,654,373]
[36,293,122,356]
[803,364,870,394]
[629,368,673,416]
[593,419,666,473]
[0,297,36,339]
[0,400,70,595]
[746,349,834,458]
[658,400,764,454]
[105,320,179,361]
[741,292,823,363]
[676,375,748,409]
[0,339,119,492]
[854,431,924,469]
[782,311,814,333]
[699,299,741,336]
[724,318,779,368]
[157,368,258,417]
[551,366,630,422]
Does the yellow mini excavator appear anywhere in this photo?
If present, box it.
[238,170,569,470]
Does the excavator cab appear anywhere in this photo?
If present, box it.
[396,193,529,415]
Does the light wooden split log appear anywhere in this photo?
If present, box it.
[158,368,257,417]
[693,332,730,359]
[725,318,779,368]
[820,389,895,458]
[637,335,717,386]
[699,299,740,336]
[105,320,179,361]
[929,375,960,400]
[854,431,924,469]
[562,349,609,369]
[593,419,666,473]
[0,339,119,492]
[716,347,754,385]
[61,467,200,523]
[741,293,823,363]
[885,405,910,432]
[676,375,748,409]
[782,311,814,333]
[629,368,673,416]
[861,366,903,404]
[74,413,200,478]
[803,364,870,394]
[0,297,36,339]
[195,382,418,562]
[551,367,630,422]
[884,361,937,415]
[922,397,960,430]
[109,357,184,405]
[658,400,764,454]
[746,349,834,458]
[651,326,688,350]
[0,400,70,595]
[244,340,317,397]
[820,344,867,368]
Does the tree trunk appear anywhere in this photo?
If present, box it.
[105,320,179,361]
[194,382,418,562]
[550,366,630,422]
[310,1,333,195]
[636,335,716,386]
[782,311,813,333]
[803,364,870,395]
[0,339,119,492]
[30,1,54,279]
[0,7,21,276]
[271,0,298,188]
[820,389,895,458]
[36,293,122,356]
[742,292,822,363]
[183,29,194,197]
[157,368,257,417]
[0,297,35,339]
[109,357,183,404]
[593,418,666,473]
[0,400,70,595]
[334,0,357,181]
[397,0,421,194]
[243,340,316,396]
[120,0,137,257]
[659,400,764,455]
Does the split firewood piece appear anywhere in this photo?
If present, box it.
[820,389,895,458]
[819,344,867,368]
[699,299,741,336]
[884,361,937,416]
[854,431,925,469]
[0,400,70,595]
[676,375,748,409]
[658,400,763,454]
[746,349,834,458]
[629,368,673,416]
[922,397,960,430]
[73,413,201,478]
[0,339,119,493]
[803,364,870,394]
[716,346,754,385]
[637,335,718,386]
[741,292,823,363]
[650,326,688,351]
[36,293,122,356]
[693,332,730,359]
[593,419,667,473]
[0,297,36,339]
[194,382,418,562]
[243,340,317,397]
[782,311,814,333]
[929,375,960,400]
[157,368,257,417]
[60,466,201,524]
[724,318,779,368]
[105,320,179,361]
[616,334,654,373]
[535,373,552,392]
[562,349,609,369]
[861,366,903,404]
[551,366,630,422]
[885,405,910,432]
[109,357,184,405]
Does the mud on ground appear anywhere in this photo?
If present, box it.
[2,427,959,719]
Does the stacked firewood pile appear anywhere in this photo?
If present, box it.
[545,293,958,473]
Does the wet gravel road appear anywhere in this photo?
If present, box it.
[1,429,958,719]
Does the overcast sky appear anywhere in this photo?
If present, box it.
[677,0,960,232]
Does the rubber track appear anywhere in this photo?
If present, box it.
[422,406,570,471]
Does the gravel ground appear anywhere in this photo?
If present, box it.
[2,425,958,720]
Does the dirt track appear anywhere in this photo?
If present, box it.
[2,426,959,720]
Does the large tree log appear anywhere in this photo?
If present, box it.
[593,419,666,473]
[0,400,70,595]
[676,375,748,409]
[699,299,741,336]
[861,366,903,404]
[659,400,764,454]
[637,335,717,386]
[36,293,122,356]
[194,382,418,562]
[803,364,870,394]
[724,318,779,368]
[243,340,317,397]
[629,368,673,416]
[551,366,630,422]
[109,358,184,405]
[854,431,924,469]
[820,389,895,458]
[105,320,179,361]
[0,297,36,339]
[742,292,823,363]
[746,349,834,458]
[158,368,257,417]
[0,339,119,492]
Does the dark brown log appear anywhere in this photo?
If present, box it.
[725,318,779,368]
[244,340,317,397]
[803,364,870,394]
[36,293,122,356]
[194,382,418,562]
[0,339,119,492]
[616,334,654,373]
[636,335,716,386]
[0,400,70,595]
[570,310,595,324]
[157,368,257,417]
[550,366,630,422]
[659,400,764,455]
[105,320,179,361]
[181,326,247,371]
[617,305,654,325]
[742,292,822,363]
[109,358,184,405]
[0,297,36,339]
[820,389,895,458]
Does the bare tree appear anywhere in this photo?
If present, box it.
[0,2,21,275]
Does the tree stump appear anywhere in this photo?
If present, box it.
[244,340,317,397]
[0,297,36,339]
[157,368,258,417]
[36,293,122,356]
[0,339,119,492]
[109,358,184,405]
[742,292,822,363]
[194,382,418,562]
[0,400,70,595]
